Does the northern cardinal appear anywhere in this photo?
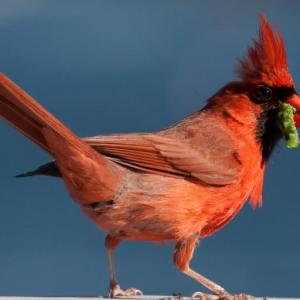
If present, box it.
[0,16,299,299]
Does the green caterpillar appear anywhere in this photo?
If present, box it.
[278,102,299,149]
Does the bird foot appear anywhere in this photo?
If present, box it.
[192,291,255,300]
[191,291,218,300]
[108,283,143,298]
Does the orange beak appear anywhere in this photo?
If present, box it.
[287,94,300,128]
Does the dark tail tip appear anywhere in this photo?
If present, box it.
[15,171,36,178]
[14,161,61,178]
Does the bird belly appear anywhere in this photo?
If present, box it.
[79,172,249,242]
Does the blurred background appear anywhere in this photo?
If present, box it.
[0,0,299,297]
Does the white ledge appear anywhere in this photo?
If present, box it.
[0,296,298,300]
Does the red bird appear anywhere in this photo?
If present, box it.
[0,16,299,299]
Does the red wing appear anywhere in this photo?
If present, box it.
[83,131,241,186]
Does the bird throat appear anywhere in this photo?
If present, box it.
[257,108,282,161]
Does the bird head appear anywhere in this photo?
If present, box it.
[209,15,300,155]
[236,15,300,129]
[206,15,300,163]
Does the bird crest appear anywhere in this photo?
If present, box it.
[237,15,293,87]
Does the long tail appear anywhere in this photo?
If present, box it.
[0,73,57,154]
[0,73,124,203]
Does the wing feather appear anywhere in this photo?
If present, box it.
[84,127,242,186]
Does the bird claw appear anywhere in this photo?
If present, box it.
[108,283,143,298]
[192,291,219,300]
[229,294,255,300]
[192,292,255,300]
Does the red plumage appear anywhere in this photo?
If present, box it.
[0,16,299,299]
[237,15,293,87]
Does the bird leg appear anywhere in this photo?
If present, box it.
[184,268,228,297]
[105,234,143,298]
[173,236,254,300]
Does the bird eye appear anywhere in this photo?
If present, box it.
[253,86,273,102]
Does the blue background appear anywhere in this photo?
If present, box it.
[0,0,299,297]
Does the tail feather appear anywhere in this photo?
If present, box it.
[15,161,61,178]
[0,86,50,153]
[0,73,82,154]
[15,171,37,178]
[0,73,124,204]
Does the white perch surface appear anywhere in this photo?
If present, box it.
[0,296,298,300]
